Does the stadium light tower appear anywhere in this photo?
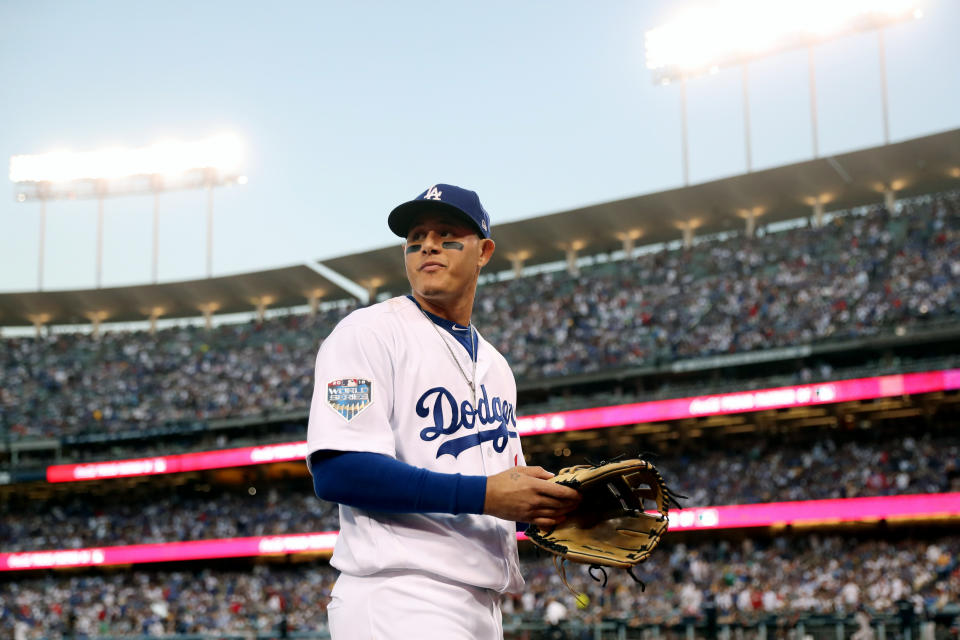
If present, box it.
[9,133,246,289]
[645,0,923,183]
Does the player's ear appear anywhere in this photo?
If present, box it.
[477,238,495,269]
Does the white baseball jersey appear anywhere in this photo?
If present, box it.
[306,295,525,594]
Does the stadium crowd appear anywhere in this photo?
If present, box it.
[0,307,349,441]
[482,191,960,378]
[0,486,340,554]
[2,534,956,638]
[671,431,958,507]
[512,533,959,633]
[2,191,959,440]
[2,431,956,553]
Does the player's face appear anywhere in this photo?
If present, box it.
[403,212,495,306]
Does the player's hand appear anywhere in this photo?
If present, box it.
[483,466,581,528]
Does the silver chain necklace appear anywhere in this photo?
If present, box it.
[420,308,488,475]
[421,310,477,396]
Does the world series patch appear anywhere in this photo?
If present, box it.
[327,378,372,422]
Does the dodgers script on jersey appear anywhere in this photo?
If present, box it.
[306,296,525,593]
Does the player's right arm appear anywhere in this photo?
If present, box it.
[310,450,578,527]
[306,320,396,459]
[310,449,485,515]
[483,466,580,526]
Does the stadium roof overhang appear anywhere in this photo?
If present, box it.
[3,128,959,328]
[322,127,960,296]
[0,264,353,327]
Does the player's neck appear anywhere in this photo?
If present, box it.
[411,292,474,327]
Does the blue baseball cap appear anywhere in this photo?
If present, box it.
[388,183,491,239]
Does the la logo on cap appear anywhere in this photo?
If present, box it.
[425,186,442,200]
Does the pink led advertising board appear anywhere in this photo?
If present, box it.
[46,369,960,483]
[4,494,958,571]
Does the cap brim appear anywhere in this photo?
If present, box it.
[388,200,483,238]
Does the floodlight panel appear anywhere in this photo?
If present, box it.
[645,0,922,83]
[9,133,243,184]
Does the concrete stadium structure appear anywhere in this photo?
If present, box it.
[2,128,959,333]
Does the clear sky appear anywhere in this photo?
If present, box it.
[1,0,958,292]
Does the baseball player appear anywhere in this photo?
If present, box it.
[306,184,581,639]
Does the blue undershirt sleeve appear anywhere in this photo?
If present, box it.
[310,450,488,515]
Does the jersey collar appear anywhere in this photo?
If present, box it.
[406,295,478,362]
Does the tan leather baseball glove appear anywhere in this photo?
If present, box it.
[526,458,679,592]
